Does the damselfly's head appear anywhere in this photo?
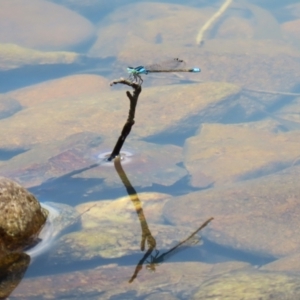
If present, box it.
[127,66,148,75]
[127,66,144,84]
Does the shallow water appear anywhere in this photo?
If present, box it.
[1,0,300,299]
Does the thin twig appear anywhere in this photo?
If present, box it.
[196,0,233,46]
[108,78,142,161]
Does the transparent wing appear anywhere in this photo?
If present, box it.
[144,58,186,72]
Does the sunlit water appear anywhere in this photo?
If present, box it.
[1,0,300,299]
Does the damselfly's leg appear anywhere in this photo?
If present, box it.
[137,74,143,85]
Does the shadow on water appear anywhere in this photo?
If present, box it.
[0,148,29,161]
[29,171,203,207]
[0,56,115,93]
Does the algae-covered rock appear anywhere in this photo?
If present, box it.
[77,192,172,227]
[49,222,203,263]
[0,177,48,252]
[192,270,300,299]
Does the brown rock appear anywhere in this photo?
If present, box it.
[76,192,172,228]
[0,135,187,188]
[0,43,85,72]
[9,74,110,108]
[89,2,299,92]
[216,1,282,40]
[0,0,95,51]
[49,223,204,263]
[262,253,300,273]
[0,82,240,150]
[49,0,132,20]
[192,270,300,300]
[275,97,300,129]
[11,261,250,299]
[89,2,214,58]
[184,123,300,187]
[0,132,103,188]
[164,165,300,258]
[0,95,22,119]
[282,19,300,49]
[0,177,48,251]
[73,139,188,188]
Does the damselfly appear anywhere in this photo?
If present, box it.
[127,58,200,84]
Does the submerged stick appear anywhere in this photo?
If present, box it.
[108,79,142,161]
[196,0,233,46]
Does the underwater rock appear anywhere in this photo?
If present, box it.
[0,95,22,119]
[48,222,202,264]
[10,261,251,299]
[0,177,48,251]
[163,164,300,258]
[191,39,300,92]
[0,0,95,51]
[8,74,110,108]
[0,133,187,189]
[77,192,172,228]
[184,123,300,187]
[192,270,300,299]
[0,132,103,188]
[275,97,300,130]
[262,252,300,273]
[89,2,214,58]
[49,0,133,20]
[0,43,85,72]
[89,2,299,92]
[282,19,300,49]
[215,1,282,40]
[0,81,240,150]
[74,139,188,188]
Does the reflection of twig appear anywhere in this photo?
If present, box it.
[243,88,300,97]
[113,156,156,282]
[108,79,142,161]
[128,248,153,283]
[196,0,232,46]
[146,217,213,271]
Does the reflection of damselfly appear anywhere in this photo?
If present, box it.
[127,58,201,84]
